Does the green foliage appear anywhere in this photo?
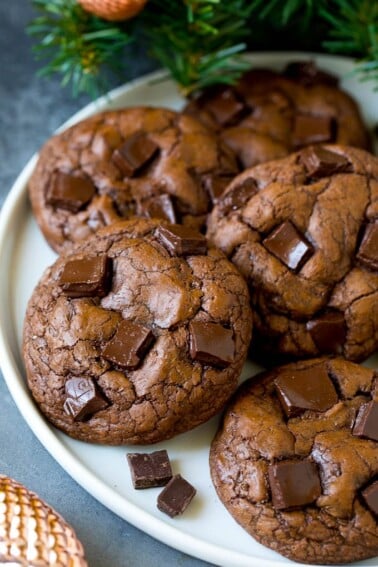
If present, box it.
[141,0,254,94]
[28,0,378,97]
[320,0,378,88]
[28,0,133,97]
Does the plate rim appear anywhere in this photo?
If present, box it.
[0,52,377,567]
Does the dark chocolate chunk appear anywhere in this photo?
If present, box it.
[155,224,207,256]
[203,87,248,127]
[157,474,196,517]
[189,321,234,368]
[274,365,338,417]
[138,194,176,223]
[284,61,339,87]
[202,175,232,204]
[262,221,313,272]
[361,480,378,516]
[112,133,159,177]
[268,459,322,510]
[102,320,154,369]
[353,401,378,442]
[218,179,257,215]
[293,114,334,148]
[306,311,346,354]
[63,377,108,421]
[356,222,378,271]
[300,146,351,179]
[46,171,96,213]
[127,450,173,489]
[59,255,112,298]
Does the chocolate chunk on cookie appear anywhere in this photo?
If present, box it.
[210,358,378,564]
[184,61,370,169]
[208,144,378,363]
[29,107,238,253]
[23,218,252,445]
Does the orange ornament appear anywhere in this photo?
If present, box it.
[78,0,148,21]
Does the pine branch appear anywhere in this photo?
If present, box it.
[28,0,134,97]
[320,0,378,89]
[142,0,254,95]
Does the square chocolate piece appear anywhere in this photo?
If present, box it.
[102,320,154,369]
[205,87,248,127]
[157,474,196,517]
[353,401,378,442]
[112,132,159,177]
[127,450,173,489]
[306,311,346,354]
[361,480,378,517]
[138,194,176,223]
[218,179,257,215]
[356,222,378,271]
[63,377,108,421]
[262,221,313,272]
[293,114,335,148]
[189,321,234,368]
[46,171,96,213]
[59,255,112,298]
[155,224,207,256]
[268,459,322,510]
[274,365,338,418]
[202,175,232,204]
[300,146,350,179]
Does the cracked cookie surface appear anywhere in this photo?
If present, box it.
[210,357,378,564]
[184,63,370,169]
[22,218,252,444]
[207,144,378,362]
[29,107,238,253]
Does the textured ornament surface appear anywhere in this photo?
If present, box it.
[0,475,87,566]
[78,0,147,21]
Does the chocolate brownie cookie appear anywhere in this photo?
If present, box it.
[184,61,371,169]
[207,144,378,363]
[23,218,252,444]
[210,357,378,564]
[28,107,238,253]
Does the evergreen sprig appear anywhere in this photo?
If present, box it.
[28,0,378,97]
[28,0,133,97]
[142,0,254,95]
[320,0,378,88]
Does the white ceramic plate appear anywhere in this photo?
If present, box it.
[0,53,377,567]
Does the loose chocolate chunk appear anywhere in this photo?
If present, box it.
[63,377,108,421]
[203,87,249,127]
[102,320,154,369]
[274,365,338,417]
[353,401,378,442]
[202,174,233,204]
[138,194,177,223]
[189,321,234,368]
[262,221,313,272]
[218,179,257,215]
[293,114,334,148]
[300,146,351,179]
[268,459,322,510]
[306,311,346,354]
[112,132,159,177]
[59,255,112,298]
[155,224,207,256]
[46,171,96,212]
[157,474,196,517]
[127,450,173,489]
[284,61,339,87]
[362,480,378,516]
[356,222,378,271]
